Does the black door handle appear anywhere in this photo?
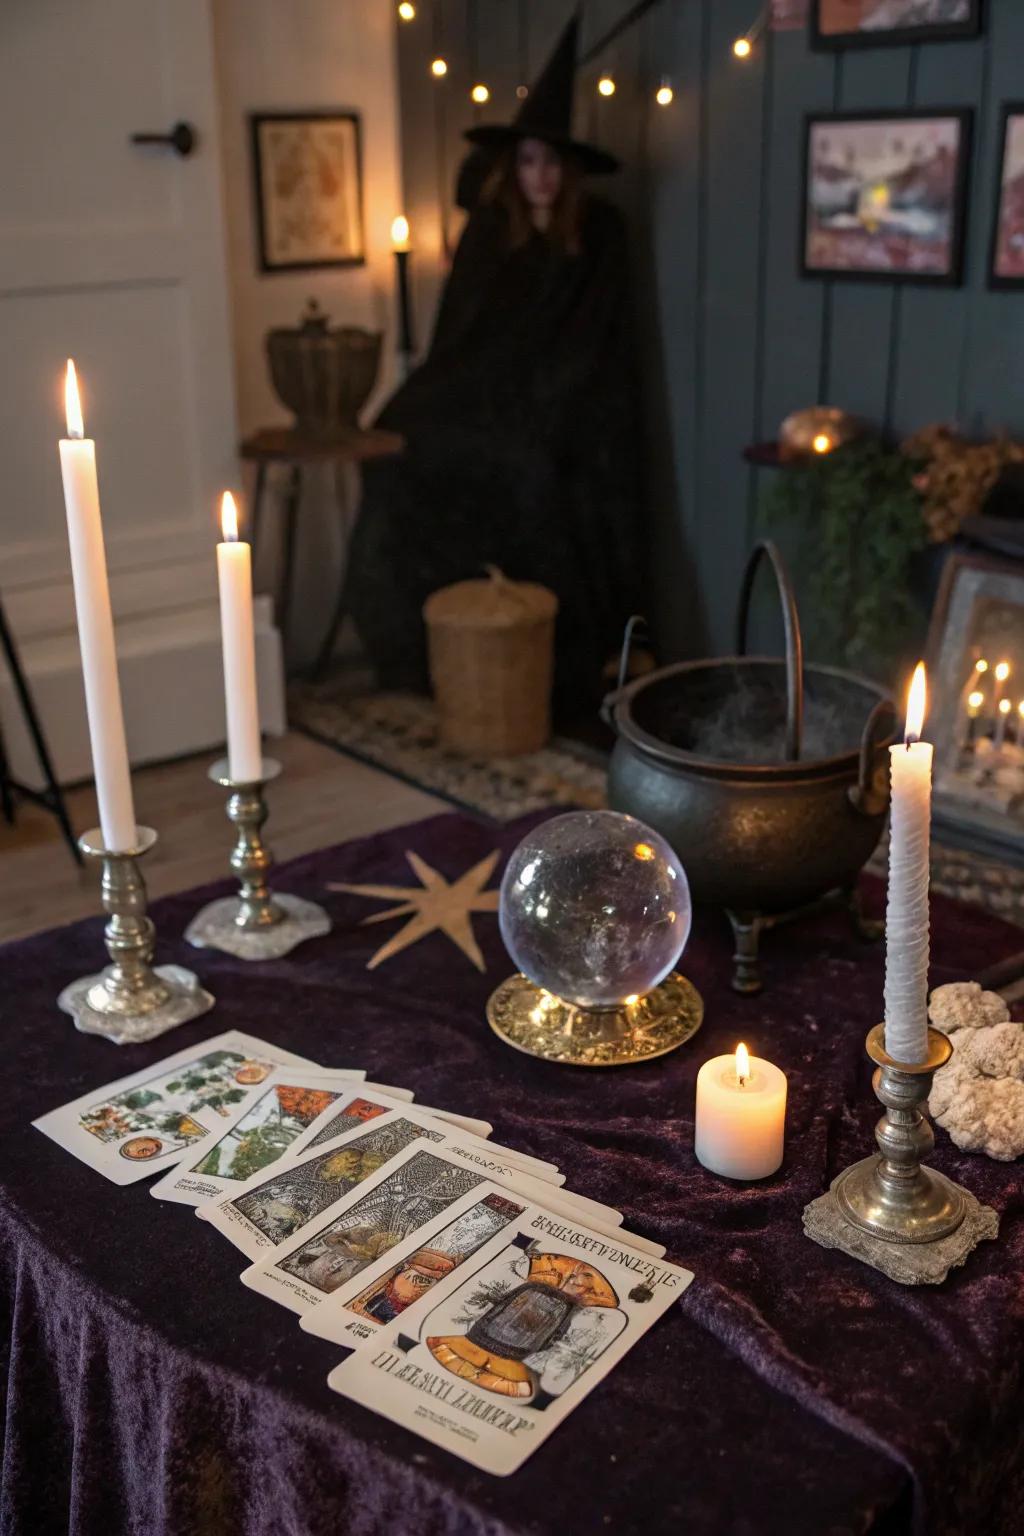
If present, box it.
[130,121,195,157]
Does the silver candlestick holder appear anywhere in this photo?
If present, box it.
[58,826,214,1044]
[803,1024,998,1284]
[185,756,330,960]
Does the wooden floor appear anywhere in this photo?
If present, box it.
[0,732,444,943]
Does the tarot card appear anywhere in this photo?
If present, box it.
[149,1069,370,1207]
[207,1107,617,1263]
[241,1141,660,1318]
[32,1030,317,1185]
[295,1098,496,1151]
[326,1220,693,1474]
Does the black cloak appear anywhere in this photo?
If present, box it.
[347,193,642,713]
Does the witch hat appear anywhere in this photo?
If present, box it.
[464,13,619,175]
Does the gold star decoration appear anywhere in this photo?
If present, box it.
[328,850,501,972]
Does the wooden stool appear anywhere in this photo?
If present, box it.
[239,427,404,671]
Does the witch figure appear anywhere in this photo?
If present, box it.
[345,15,641,713]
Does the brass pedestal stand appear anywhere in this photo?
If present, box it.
[486,972,704,1067]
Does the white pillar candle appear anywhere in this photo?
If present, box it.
[694,1043,787,1180]
[884,662,932,1064]
[58,360,137,852]
[216,491,263,783]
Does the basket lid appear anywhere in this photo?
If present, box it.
[424,566,558,628]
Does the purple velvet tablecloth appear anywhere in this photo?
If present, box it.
[2,810,1024,1536]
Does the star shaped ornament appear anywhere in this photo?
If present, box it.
[329,850,501,971]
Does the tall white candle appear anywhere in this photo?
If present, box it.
[216,491,263,783]
[58,360,137,852]
[694,1043,787,1180]
[884,662,932,1064]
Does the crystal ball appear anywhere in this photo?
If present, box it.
[499,811,691,1008]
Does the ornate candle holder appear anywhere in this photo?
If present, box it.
[185,757,330,960]
[803,1024,998,1284]
[58,827,214,1044]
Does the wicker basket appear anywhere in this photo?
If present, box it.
[424,567,558,756]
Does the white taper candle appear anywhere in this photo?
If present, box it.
[58,360,137,852]
[883,663,931,1064]
[216,491,263,783]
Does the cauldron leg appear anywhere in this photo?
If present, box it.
[846,882,884,942]
[726,910,764,995]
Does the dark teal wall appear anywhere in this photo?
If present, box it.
[395,0,1024,659]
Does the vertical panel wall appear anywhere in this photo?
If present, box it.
[394,0,1024,657]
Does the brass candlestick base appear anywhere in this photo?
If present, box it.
[58,827,214,1045]
[185,757,330,961]
[486,972,704,1067]
[803,1024,998,1284]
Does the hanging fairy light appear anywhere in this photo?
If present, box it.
[516,84,529,100]
[597,73,616,97]
[430,57,448,77]
[732,7,767,61]
[733,35,752,58]
[471,83,490,104]
[397,1,415,19]
[655,78,674,107]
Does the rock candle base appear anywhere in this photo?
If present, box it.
[803,1023,998,1284]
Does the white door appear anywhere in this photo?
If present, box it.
[0,0,283,788]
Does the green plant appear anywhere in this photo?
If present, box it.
[762,438,927,676]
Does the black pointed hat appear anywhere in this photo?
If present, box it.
[464,14,619,175]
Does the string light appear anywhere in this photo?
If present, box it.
[733,36,752,58]
[471,83,490,104]
[812,432,833,454]
[430,57,447,77]
[397,1,415,19]
[597,74,616,97]
[515,84,529,100]
[655,78,674,107]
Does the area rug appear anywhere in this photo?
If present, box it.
[290,680,1024,929]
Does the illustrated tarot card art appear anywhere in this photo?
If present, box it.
[327,1225,694,1474]
[32,1030,316,1185]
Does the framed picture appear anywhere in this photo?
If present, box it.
[802,110,972,284]
[811,0,983,49]
[989,103,1024,288]
[249,111,364,273]
[927,551,1024,855]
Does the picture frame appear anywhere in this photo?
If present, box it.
[249,111,365,274]
[801,110,972,285]
[989,102,1024,288]
[810,0,983,50]
[927,550,1024,855]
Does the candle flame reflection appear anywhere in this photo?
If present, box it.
[735,1042,750,1086]
[65,359,84,439]
[905,661,927,745]
[220,490,239,542]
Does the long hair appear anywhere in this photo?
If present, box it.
[482,143,584,254]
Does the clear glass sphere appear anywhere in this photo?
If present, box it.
[499,811,691,1008]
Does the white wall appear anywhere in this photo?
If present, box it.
[211,0,402,666]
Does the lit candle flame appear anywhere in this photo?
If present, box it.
[220,490,239,542]
[1000,697,1011,716]
[391,214,410,250]
[65,359,84,439]
[905,661,927,746]
[735,1042,750,1086]
[996,661,1011,683]
[1019,700,1024,719]
[968,690,984,711]
[976,658,989,674]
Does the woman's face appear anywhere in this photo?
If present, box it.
[516,138,563,210]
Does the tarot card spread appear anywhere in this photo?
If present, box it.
[32,1031,318,1185]
[209,1109,621,1265]
[326,1217,692,1475]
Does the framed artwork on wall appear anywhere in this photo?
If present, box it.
[801,110,972,284]
[811,1,983,49]
[249,111,365,273]
[927,550,1024,855]
[989,104,1024,288]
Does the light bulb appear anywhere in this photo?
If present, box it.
[733,36,752,58]
[471,83,490,104]
[397,1,415,19]
[430,57,447,77]
[515,84,529,100]
[598,74,615,97]
[655,81,674,107]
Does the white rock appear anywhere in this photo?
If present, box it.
[960,1021,1024,1081]
[927,981,1009,1034]
[928,983,1024,1160]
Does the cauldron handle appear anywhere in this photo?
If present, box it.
[600,614,648,725]
[849,698,898,817]
[735,541,803,761]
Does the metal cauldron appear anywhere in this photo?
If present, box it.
[604,542,896,993]
[266,299,382,439]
